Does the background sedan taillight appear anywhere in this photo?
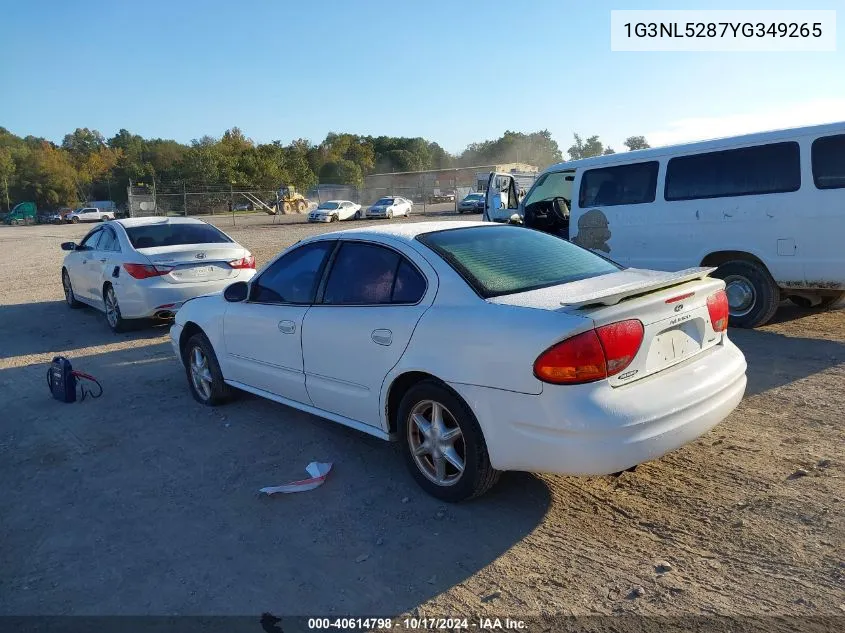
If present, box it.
[533,319,645,385]
[123,263,173,279]
[229,255,255,269]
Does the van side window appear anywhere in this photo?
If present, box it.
[811,134,845,190]
[665,142,800,201]
[579,161,658,208]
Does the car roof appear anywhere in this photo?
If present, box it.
[311,220,489,244]
[114,216,210,228]
[320,200,351,204]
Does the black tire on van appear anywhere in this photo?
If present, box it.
[712,260,780,328]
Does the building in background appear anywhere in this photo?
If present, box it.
[363,163,538,204]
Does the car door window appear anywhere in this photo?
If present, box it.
[250,241,334,304]
[322,242,425,305]
[97,227,119,252]
[80,229,103,250]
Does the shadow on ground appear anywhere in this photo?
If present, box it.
[0,300,169,360]
[0,341,551,616]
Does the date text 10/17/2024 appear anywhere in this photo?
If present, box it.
[307,617,527,630]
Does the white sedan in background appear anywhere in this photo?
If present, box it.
[308,200,361,223]
[365,196,412,219]
[171,221,746,502]
[61,217,256,332]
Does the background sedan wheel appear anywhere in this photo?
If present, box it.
[103,285,127,332]
[183,333,233,406]
[398,380,499,502]
[62,270,81,308]
[71,217,79,223]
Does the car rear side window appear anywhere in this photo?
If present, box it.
[124,223,232,249]
[322,242,426,305]
[811,134,845,190]
[665,141,801,201]
[251,241,334,305]
[418,225,620,298]
[579,161,658,207]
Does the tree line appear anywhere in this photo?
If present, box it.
[0,126,650,210]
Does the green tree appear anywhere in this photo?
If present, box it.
[624,135,651,151]
[319,159,363,187]
[18,143,78,207]
[0,147,15,210]
[567,134,606,160]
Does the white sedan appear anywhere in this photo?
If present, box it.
[170,221,746,501]
[308,200,362,223]
[365,196,412,219]
[61,217,256,332]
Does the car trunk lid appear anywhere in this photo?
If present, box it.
[137,243,248,284]
[489,267,726,386]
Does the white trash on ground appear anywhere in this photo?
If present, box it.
[259,462,333,495]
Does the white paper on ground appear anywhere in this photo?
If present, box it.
[259,462,333,495]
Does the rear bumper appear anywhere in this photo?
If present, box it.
[116,270,256,319]
[449,338,747,475]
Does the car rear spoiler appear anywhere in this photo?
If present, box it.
[559,267,718,310]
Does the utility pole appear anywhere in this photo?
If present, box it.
[3,175,9,212]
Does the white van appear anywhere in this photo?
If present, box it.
[484,122,845,327]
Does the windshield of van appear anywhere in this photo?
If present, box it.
[523,171,575,207]
[417,225,620,298]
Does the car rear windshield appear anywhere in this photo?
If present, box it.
[125,223,233,249]
[417,225,621,298]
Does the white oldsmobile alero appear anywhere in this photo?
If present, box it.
[170,221,747,501]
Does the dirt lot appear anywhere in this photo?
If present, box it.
[1,213,843,623]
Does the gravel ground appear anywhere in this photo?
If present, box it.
[1,214,843,623]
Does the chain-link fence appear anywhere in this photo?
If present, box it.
[127,172,539,220]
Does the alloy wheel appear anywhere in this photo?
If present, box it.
[407,400,466,486]
[189,346,213,401]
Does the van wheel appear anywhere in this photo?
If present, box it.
[398,380,499,502]
[712,260,780,328]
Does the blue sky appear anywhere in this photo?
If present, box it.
[1,0,843,155]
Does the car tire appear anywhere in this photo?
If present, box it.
[354,210,361,220]
[331,214,338,222]
[712,259,780,328]
[387,210,393,219]
[398,379,500,502]
[71,217,79,223]
[183,332,233,406]
[103,284,128,333]
[62,269,82,309]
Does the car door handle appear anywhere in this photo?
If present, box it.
[371,329,392,346]
[278,320,296,334]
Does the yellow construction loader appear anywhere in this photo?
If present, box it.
[275,185,309,214]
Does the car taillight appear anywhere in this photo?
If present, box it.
[533,319,644,385]
[707,289,729,332]
[123,263,173,279]
[229,255,255,269]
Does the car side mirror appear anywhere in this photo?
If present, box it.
[224,280,249,302]
[61,242,77,251]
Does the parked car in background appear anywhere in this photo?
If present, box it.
[45,207,73,224]
[365,196,412,219]
[458,193,485,214]
[429,190,455,204]
[233,202,254,212]
[308,200,362,222]
[170,221,746,502]
[60,217,256,332]
[65,207,115,223]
